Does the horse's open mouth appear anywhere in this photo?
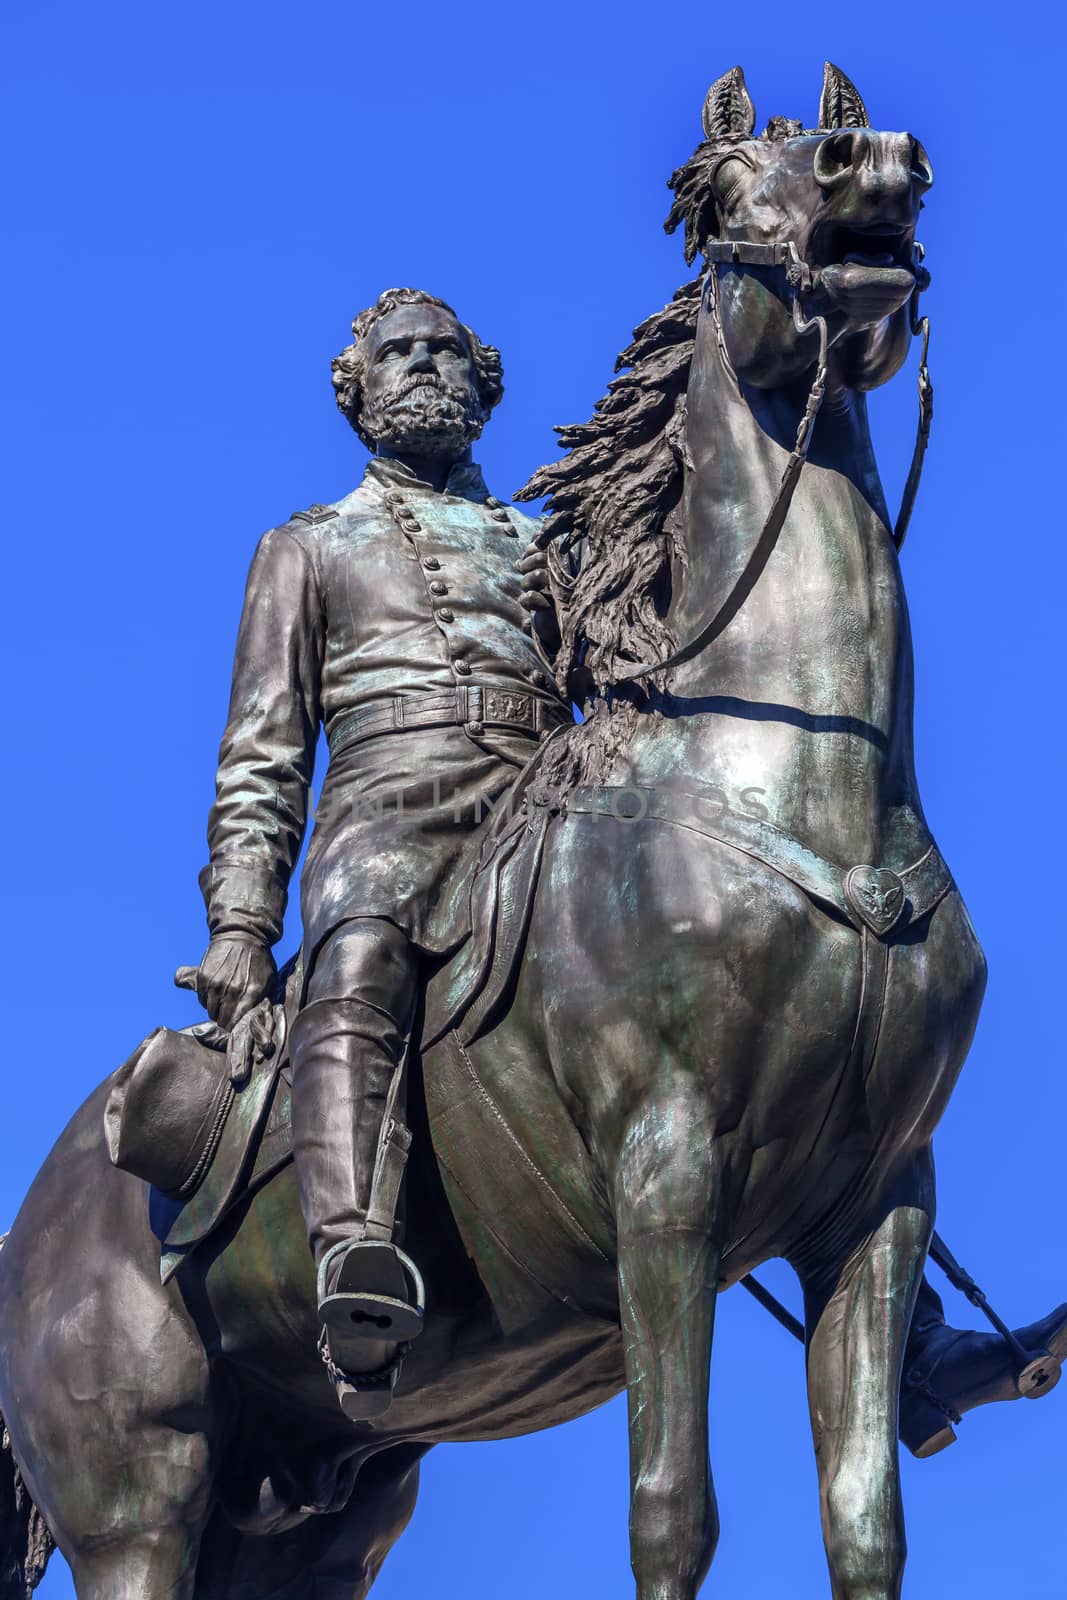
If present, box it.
[810,223,914,272]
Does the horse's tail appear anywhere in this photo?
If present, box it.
[0,1240,55,1600]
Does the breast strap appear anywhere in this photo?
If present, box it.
[564,784,953,938]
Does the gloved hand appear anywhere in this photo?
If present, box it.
[193,932,277,1033]
[516,540,561,656]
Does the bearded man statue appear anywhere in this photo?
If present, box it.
[195,288,568,1419]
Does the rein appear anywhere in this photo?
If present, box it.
[609,244,932,687]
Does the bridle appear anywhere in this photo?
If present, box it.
[609,239,932,687]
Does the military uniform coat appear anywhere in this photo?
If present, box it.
[200,455,568,967]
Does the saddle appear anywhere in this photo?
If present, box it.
[104,801,550,1284]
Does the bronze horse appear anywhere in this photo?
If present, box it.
[0,65,989,1600]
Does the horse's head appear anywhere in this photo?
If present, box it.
[668,63,933,389]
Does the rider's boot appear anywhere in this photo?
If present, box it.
[899,1275,1067,1458]
[290,923,423,1422]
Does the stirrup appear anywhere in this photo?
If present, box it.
[317,1238,426,1347]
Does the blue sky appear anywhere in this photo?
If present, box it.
[2,3,1064,1596]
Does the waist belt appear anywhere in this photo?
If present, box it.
[564,784,953,938]
[328,686,569,759]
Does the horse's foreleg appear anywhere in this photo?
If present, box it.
[615,1086,722,1600]
[800,1162,934,1600]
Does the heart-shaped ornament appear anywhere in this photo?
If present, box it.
[843,864,906,937]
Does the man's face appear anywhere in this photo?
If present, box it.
[359,304,486,459]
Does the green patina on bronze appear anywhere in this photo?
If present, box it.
[0,61,1064,1600]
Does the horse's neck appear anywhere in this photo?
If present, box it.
[624,310,930,868]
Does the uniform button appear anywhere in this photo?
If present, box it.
[400,519,422,534]
[530,670,549,688]
[467,720,485,737]
[429,580,448,596]
[490,509,511,522]
[423,556,441,571]
[386,493,407,509]
[485,496,501,509]
[437,607,455,623]
[454,657,471,675]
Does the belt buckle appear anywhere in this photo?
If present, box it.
[484,689,532,730]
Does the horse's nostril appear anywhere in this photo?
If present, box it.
[814,130,857,189]
[911,138,934,189]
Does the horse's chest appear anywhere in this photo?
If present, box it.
[553,819,981,1182]
[726,882,985,1260]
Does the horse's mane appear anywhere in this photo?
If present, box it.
[515,277,701,697]
[513,136,726,782]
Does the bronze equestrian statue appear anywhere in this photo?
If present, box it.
[0,62,1063,1600]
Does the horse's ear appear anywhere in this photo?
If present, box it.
[818,62,870,129]
[702,67,756,142]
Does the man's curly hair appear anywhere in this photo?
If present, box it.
[331,288,504,448]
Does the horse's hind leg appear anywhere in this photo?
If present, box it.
[615,1083,723,1600]
[6,1258,219,1600]
[51,1411,214,1600]
[799,1157,934,1600]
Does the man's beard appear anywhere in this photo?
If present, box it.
[362,375,486,458]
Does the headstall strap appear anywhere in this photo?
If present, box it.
[611,260,828,686]
[608,239,933,687]
[704,238,813,293]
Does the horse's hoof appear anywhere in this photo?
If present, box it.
[911,1423,958,1460]
[900,1300,1067,1456]
[899,1389,958,1459]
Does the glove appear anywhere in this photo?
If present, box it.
[193,932,277,1034]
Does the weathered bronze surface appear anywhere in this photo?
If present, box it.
[0,61,1063,1600]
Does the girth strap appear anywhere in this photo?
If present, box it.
[851,923,891,1085]
[565,784,953,937]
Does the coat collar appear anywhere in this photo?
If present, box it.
[364,454,491,503]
